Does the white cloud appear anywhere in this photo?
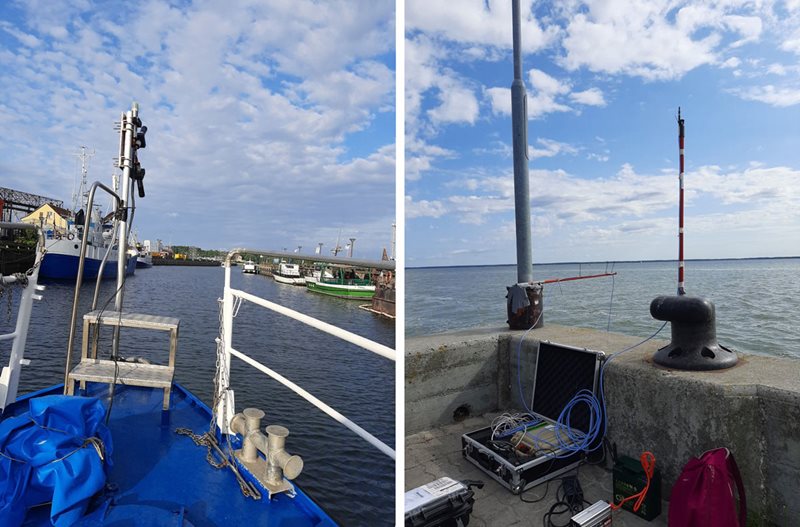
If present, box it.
[780,28,800,55]
[569,87,606,106]
[406,0,559,53]
[734,85,800,106]
[767,63,787,75]
[720,57,741,69]
[428,82,480,125]
[406,196,447,219]
[559,1,765,80]
[488,69,608,118]
[416,163,800,239]
[529,138,579,159]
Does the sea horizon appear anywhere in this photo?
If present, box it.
[408,254,800,270]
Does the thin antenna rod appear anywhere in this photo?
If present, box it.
[511,0,532,283]
[677,107,686,295]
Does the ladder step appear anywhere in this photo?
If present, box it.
[69,359,173,388]
[83,311,180,332]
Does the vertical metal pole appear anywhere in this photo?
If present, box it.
[677,108,686,295]
[511,0,532,284]
[349,238,356,258]
[216,259,235,433]
[112,104,137,357]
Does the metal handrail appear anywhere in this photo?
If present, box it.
[219,257,395,460]
[63,181,122,391]
[229,347,395,459]
[230,288,395,361]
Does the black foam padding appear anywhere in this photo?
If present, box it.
[531,342,599,434]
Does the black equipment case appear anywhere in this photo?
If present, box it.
[461,341,604,494]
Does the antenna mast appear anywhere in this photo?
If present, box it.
[677,108,686,295]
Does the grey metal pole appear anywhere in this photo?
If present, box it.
[511,0,532,284]
[112,103,137,358]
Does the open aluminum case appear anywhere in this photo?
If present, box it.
[461,341,604,494]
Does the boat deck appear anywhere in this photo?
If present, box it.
[406,413,669,527]
[6,383,335,527]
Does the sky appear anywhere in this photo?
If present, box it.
[405,0,800,267]
[0,0,395,259]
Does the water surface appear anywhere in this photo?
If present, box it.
[407,258,800,358]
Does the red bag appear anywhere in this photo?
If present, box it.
[669,448,746,527]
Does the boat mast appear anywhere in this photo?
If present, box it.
[677,108,686,295]
[511,0,532,284]
[72,146,95,212]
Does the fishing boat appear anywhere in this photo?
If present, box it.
[273,262,305,285]
[306,267,375,299]
[242,260,258,274]
[304,268,334,283]
[28,148,137,281]
[133,240,153,269]
[35,210,137,280]
[0,104,395,526]
[135,250,152,268]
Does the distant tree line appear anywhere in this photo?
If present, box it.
[170,245,227,259]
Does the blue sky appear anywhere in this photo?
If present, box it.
[405,0,800,266]
[0,0,395,259]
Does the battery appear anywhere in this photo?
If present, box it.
[612,455,661,521]
[404,477,477,527]
[570,500,612,527]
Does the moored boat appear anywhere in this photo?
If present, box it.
[273,262,305,285]
[306,268,375,299]
[242,260,258,274]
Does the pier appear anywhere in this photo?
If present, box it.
[406,325,799,525]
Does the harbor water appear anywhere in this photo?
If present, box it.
[407,258,800,359]
[1,266,395,526]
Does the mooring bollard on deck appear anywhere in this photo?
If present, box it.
[650,295,737,370]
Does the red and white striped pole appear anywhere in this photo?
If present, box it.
[677,107,686,295]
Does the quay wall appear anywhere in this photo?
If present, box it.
[406,325,800,525]
[152,258,220,267]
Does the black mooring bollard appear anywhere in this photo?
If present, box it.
[650,295,737,370]
[507,284,543,330]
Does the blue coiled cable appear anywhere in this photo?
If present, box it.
[515,315,667,459]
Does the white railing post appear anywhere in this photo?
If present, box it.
[215,262,236,434]
[0,227,44,411]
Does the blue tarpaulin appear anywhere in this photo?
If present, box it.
[0,395,113,527]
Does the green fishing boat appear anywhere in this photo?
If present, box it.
[306,268,375,299]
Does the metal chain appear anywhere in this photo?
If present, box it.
[175,427,227,469]
[174,296,261,500]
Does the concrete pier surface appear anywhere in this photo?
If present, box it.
[406,324,800,525]
[407,415,667,526]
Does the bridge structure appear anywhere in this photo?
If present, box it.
[0,187,64,222]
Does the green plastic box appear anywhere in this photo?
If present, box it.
[612,455,662,521]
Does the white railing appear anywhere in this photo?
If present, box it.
[0,223,45,412]
[216,261,395,460]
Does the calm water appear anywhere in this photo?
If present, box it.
[407,258,800,359]
[1,266,395,526]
